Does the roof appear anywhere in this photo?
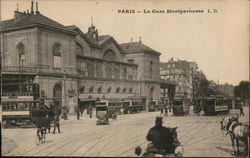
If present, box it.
[1,12,76,34]
[98,35,123,51]
[120,42,161,55]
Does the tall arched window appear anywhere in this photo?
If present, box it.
[89,86,94,93]
[98,87,102,93]
[17,42,26,63]
[122,88,127,93]
[149,61,153,79]
[76,42,84,56]
[103,49,116,61]
[53,43,62,69]
[116,87,120,93]
[80,86,85,94]
[107,87,112,93]
[149,87,154,100]
[129,88,133,94]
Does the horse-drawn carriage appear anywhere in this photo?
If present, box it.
[95,104,109,125]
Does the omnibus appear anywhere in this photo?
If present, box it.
[122,99,144,114]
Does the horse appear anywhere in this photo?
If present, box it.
[220,115,249,155]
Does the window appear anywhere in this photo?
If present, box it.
[17,42,26,62]
[76,42,84,56]
[105,63,112,78]
[129,88,133,94]
[149,61,153,79]
[96,62,103,78]
[123,68,127,80]
[89,86,94,93]
[107,87,112,93]
[53,43,62,69]
[98,87,102,93]
[114,65,120,79]
[80,87,85,94]
[103,49,116,61]
[122,88,127,93]
[87,61,94,77]
[116,87,120,93]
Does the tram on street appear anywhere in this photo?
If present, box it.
[2,83,54,127]
[172,98,190,116]
[203,96,230,116]
[148,100,163,112]
[122,99,144,114]
[95,100,123,117]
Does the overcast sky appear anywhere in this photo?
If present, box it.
[1,0,249,85]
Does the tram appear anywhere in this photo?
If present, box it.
[203,96,230,116]
[148,100,163,112]
[172,98,190,116]
[122,99,144,114]
[95,100,123,117]
[2,83,54,127]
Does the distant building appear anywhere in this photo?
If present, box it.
[218,83,234,97]
[160,58,204,99]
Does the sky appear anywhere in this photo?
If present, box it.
[1,0,249,85]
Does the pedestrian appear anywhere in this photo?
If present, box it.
[53,114,61,134]
[89,106,92,119]
[74,106,80,120]
[80,107,83,116]
[160,107,164,116]
[239,105,244,117]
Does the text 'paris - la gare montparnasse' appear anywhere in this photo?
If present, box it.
[117,9,218,14]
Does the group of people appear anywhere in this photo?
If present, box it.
[74,105,93,120]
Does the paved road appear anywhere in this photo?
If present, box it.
[2,107,249,157]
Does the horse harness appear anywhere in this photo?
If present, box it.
[226,121,242,138]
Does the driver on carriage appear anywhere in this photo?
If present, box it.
[146,117,179,154]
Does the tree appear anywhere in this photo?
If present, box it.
[234,81,250,106]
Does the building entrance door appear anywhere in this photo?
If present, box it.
[53,83,62,107]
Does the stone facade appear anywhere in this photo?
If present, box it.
[1,4,163,112]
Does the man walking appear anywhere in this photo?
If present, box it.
[74,106,80,120]
[53,113,61,134]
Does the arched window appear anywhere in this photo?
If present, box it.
[149,87,154,100]
[17,42,25,55]
[80,86,85,94]
[103,49,116,61]
[107,87,112,93]
[17,42,26,62]
[76,42,84,56]
[149,61,153,79]
[89,86,94,93]
[129,88,133,94]
[98,87,102,93]
[53,43,62,69]
[116,87,120,93]
[123,68,127,80]
[122,88,127,93]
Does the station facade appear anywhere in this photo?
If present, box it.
[1,2,173,112]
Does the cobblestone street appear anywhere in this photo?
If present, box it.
[2,106,249,157]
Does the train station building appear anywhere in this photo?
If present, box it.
[1,2,176,113]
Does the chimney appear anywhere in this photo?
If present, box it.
[131,37,132,43]
[35,2,40,15]
[27,9,29,14]
[139,36,141,43]
[31,1,34,14]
